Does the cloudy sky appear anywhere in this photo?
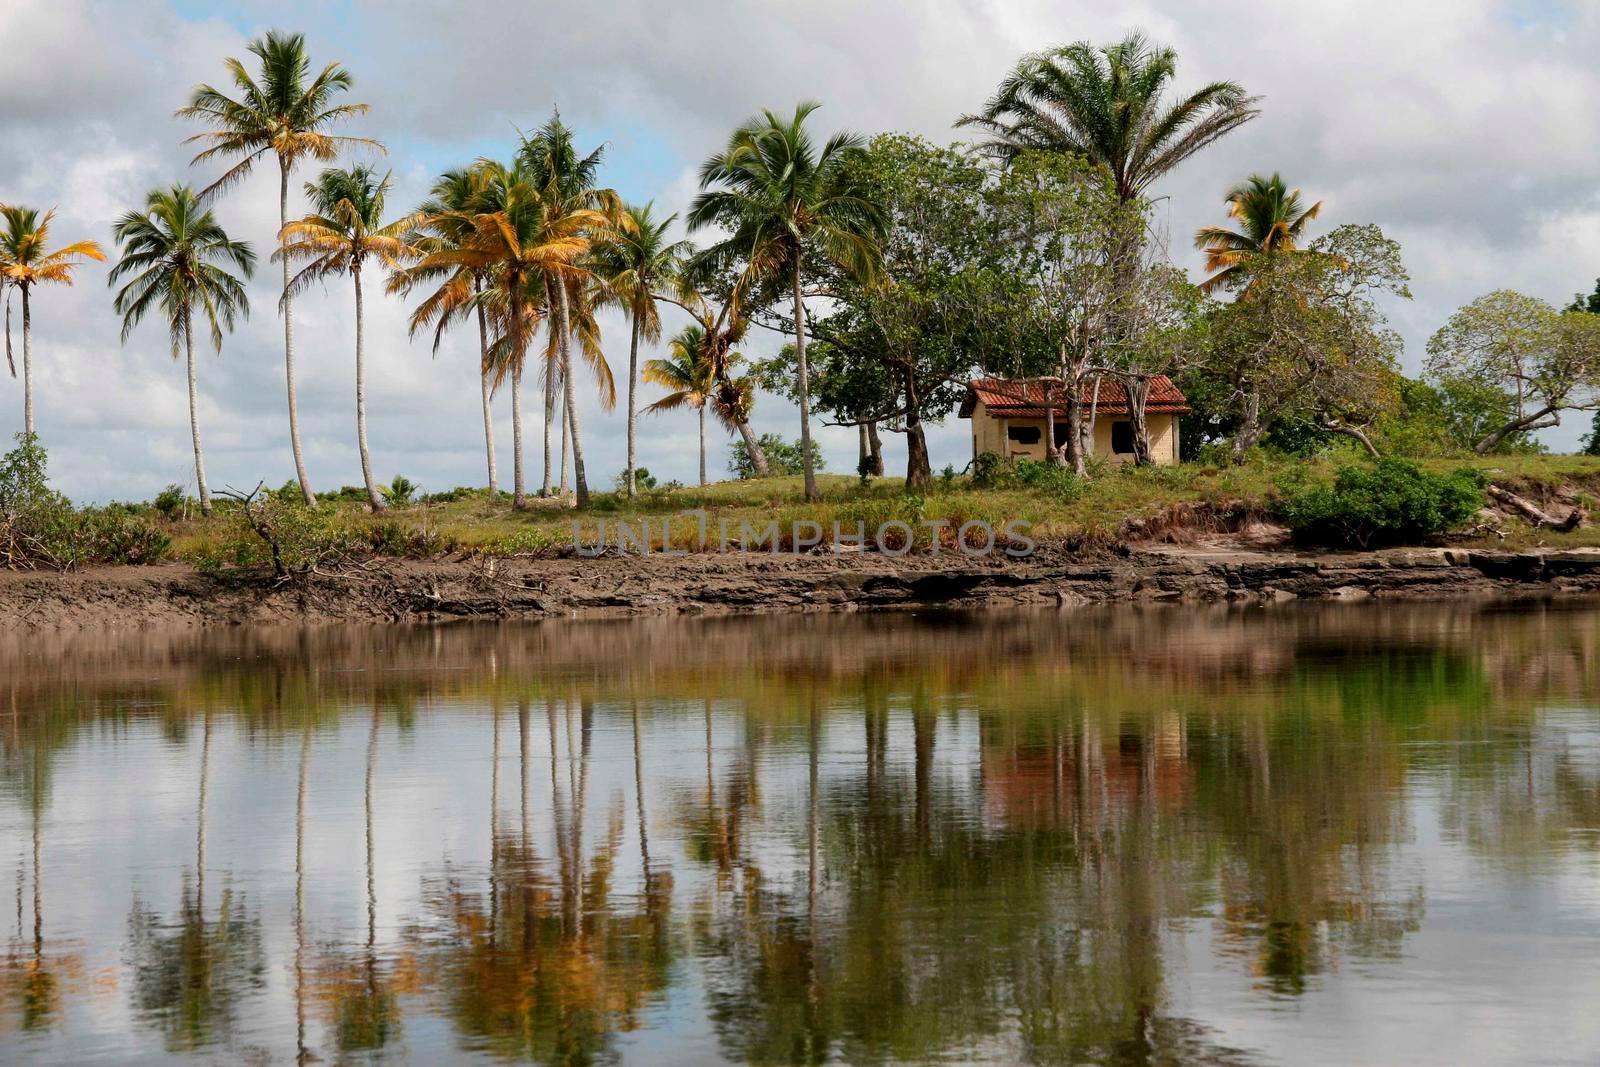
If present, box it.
[2,0,1598,502]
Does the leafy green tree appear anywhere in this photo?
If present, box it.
[179,30,379,505]
[279,166,420,510]
[109,186,256,515]
[0,206,106,436]
[960,32,1258,203]
[728,433,824,480]
[1194,173,1322,293]
[1425,290,1600,453]
[1568,278,1600,315]
[1204,224,1410,461]
[760,135,1003,487]
[591,202,692,497]
[1579,411,1600,456]
[689,102,883,501]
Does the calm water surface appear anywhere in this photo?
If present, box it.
[2,604,1599,1065]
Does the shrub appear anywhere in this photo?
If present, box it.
[381,475,418,506]
[1,434,171,568]
[613,467,658,492]
[1274,457,1485,548]
[153,484,189,519]
[970,451,1083,497]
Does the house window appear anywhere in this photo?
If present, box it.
[1007,425,1041,445]
[1053,421,1070,447]
[1111,421,1135,454]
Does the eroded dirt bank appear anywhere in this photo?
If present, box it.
[6,543,1600,631]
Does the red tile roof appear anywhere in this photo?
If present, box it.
[960,376,1190,419]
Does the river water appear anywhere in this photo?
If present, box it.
[2,604,1598,1065]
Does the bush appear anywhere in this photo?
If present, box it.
[1274,457,1485,548]
[970,452,1083,497]
[380,475,418,507]
[613,467,658,492]
[153,484,189,519]
[0,434,171,567]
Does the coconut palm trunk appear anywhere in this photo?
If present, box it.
[280,161,316,505]
[353,267,383,510]
[474,277,498,493]
[182,315,213,515]
[20,286,32,436]
[511,362,526,509]
[792,251,818,501]
[698,403,707,486]
[626,315,640,498]
[557,284,591,507]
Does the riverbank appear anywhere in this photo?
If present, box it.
[7,542,1600,630]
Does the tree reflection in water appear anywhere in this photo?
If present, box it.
[3,604,1600,1063]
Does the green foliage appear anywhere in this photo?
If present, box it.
[153,484,190,519]
[614,467,657,492]
[380,475,418,506]
[1568,278,1600,315]
[729,434,826,480]
[1581,412,1600,457]
[1274,457,1485,548]
[970,451,1084,497]
[0,434,171,567]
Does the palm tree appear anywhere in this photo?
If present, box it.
[279,166,419,511]
[643,325,718,486]
[688,102,883,501]
[591,203,691,497]
[408,159,606,509]
[0,206,106,437]
[178,30,380,505]
[109,186,255,516]
[519,114,626,506]
[394,166,500,492]
[1194,173,1322,293]
[959,32,1259,204]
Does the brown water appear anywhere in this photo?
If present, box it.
[1,604,1599,1065]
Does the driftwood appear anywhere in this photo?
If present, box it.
[1487,484,1582,531]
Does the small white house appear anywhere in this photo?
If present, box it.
[959,376,1190,465]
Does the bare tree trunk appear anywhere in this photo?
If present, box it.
[792,250,818,501]
[1045,381,1060,465]
[1085,375,1103,460]
[1474,406,1559,455]
[353,269,384,510]
[1126,375,1154,467]
[904,365,931,489]
[557,284,591,507]
[21,285,34,437]
[1231,385,1262,464]
[866,420,884,476]
[511,361,526,509]
[474,276,498,493]
[858,422,869,476]
[280,158,315,505]
[698,403,707,486]
[183,316,212,516]
[1062,362,1086,475]
[626,314,640,498]
[735,417,768,477]
[1322,419,1381,459]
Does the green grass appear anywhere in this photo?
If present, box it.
[160,452,1600,563]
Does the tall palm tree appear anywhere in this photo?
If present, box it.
[408,159,606,509]
[688,102,883,501]
[591,202,691,497]
[959,32,1260,204]
[109,186,255,516]
[394,166,500,492]
[519,114,626,507]
[643,325,718,486]
[1193,173,1322,293]
[279,166,419,511]
[178,30,380,505]
[0,206,106,437]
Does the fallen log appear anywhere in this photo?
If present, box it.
[1487,484,1582,531]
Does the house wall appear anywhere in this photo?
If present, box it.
[968,401,1181,465]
